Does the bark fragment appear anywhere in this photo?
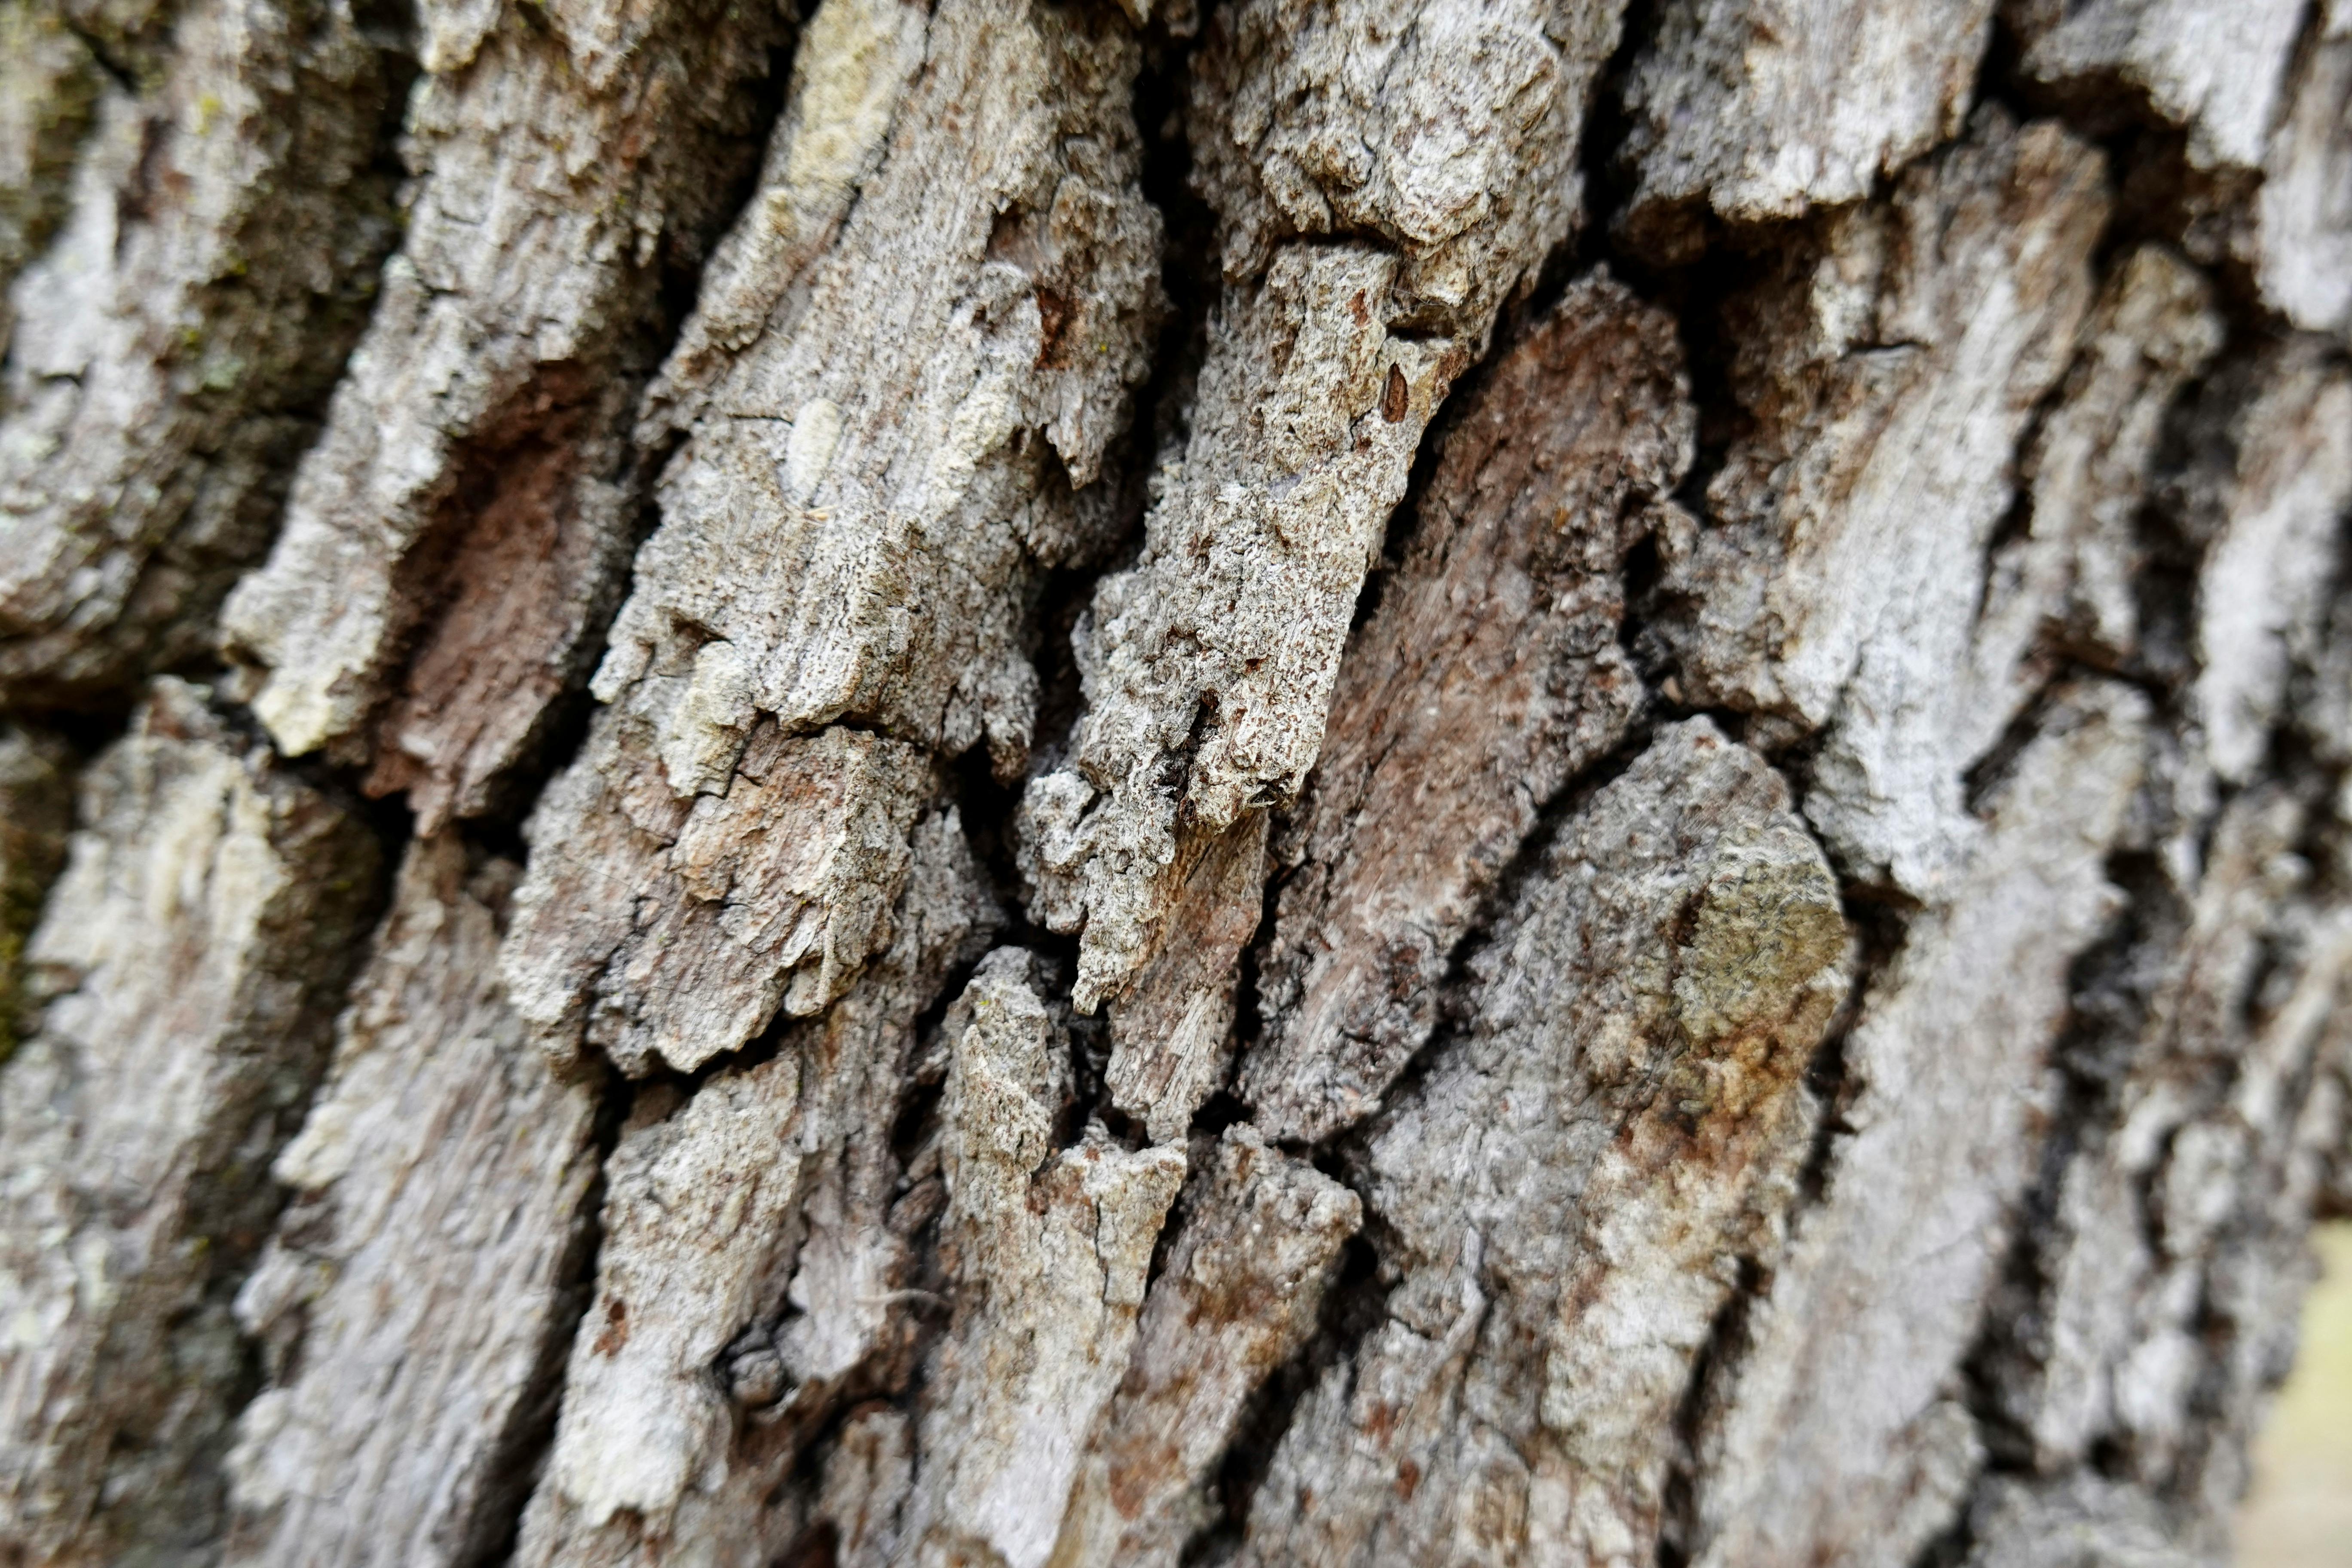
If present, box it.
[2008,0,2309,171]
[1962,1475,2205,1568]
[505,720,941,1076]
[1020,0,1626,1013]
[501,0,1161,1075]
[1241,720,1848,1568]
[1687,683,2150,1568]
[220,834,601,1568]
[1048,1124,1362,1568]
[0,0,403,703]
[2167,344,2352,786]
[1241,271,1692,1145]
[1617,0,1992,245]
[610,0,1160,758]
[1101,811,1268,1143]
[0,0,101,357]
[0,679,383,1565]
[897,948,1188,1568]
[522,1057,809,1559]
[2249,0,2352,337]
[1972,244,2221,702]
[514,807,998,1567]
[1655,109,2110,896]
[218,0,787,829]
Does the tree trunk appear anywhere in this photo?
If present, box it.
[0,0,2347,1563]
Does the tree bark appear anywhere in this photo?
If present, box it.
[0,0,2347,1565]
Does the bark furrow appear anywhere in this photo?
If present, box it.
[0,1,2344,1564]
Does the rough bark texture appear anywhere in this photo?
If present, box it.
[0,680,384,1565]
[216,0,788,830]
[1,0,2348,1564]
[0,0,405,702]
[222,833,599,1568]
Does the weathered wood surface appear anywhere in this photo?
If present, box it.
[223,833,599,1568]
[1618,0,1992,249]
[0,0,2347,1562]
[1240,274,1690,1145]
[0,681,383,1565]
[217,0,786,830]
[499,0,1160,1078]
[0,0,404,703]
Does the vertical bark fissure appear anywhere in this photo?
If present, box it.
[4,0,2348,1561]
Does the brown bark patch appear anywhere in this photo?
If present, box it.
[365,364,600,828]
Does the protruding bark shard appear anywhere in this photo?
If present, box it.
[1102,811,1268,1144]
[0,680,383,1565]
[0,0,403,702]
[900,948,1187,1568]
[223,834,601,1568]
[1050,1124,1362,1568]
[2249,0,2352,336]
[2008,0,2309,171]
[504,720,941,1075]
[218,0,788,830]
[1655,110,2110,896]
[1617,0,1992,243]
[515,807,998,1567]
[1241,271,1693,1143]
[1021,0,1628,1011]
[502,0,1163,1074]
[1241,720,1849,1568]
[1688,683,2150,1568]
[2169,343,2352,786]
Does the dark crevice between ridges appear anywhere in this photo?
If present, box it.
[1572,0,1666,269]
[1177,1225,1385,1568]
[1787,892,1907,1213]
[1654,1254,1762,1568]
[168,4,816,1560]
[1019,0,1222,777]
[449,1047,624,1568]
[1910,94,2328,1548]
[738,7,1230,1534]
[1199,845,1289,1136]
[1953,842,2178,1483]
